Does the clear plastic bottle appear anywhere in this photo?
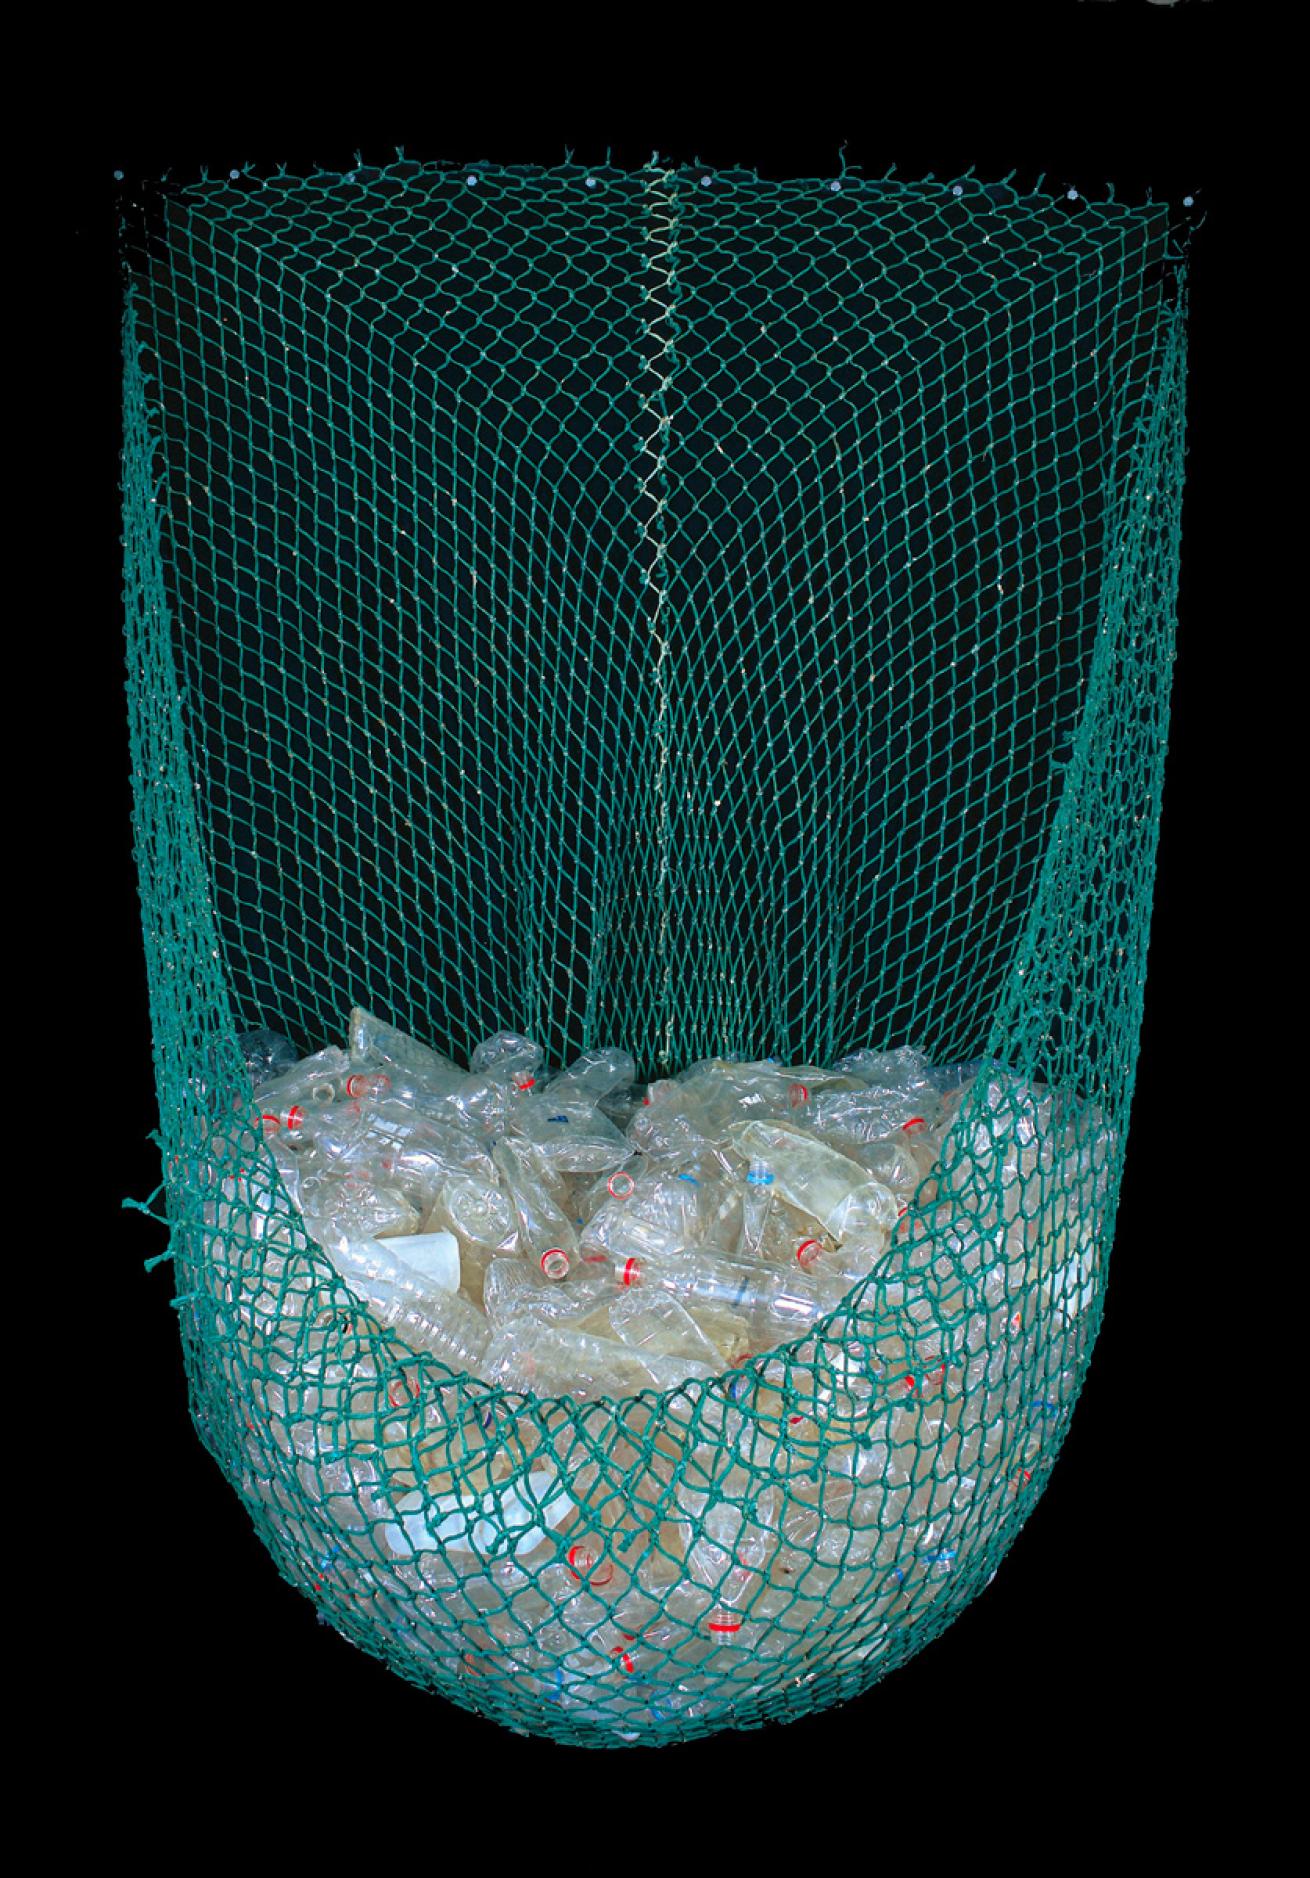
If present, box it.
[625,1083,723,1162]
[295,1098,397,1162]
[299,1169,422,1241]
[675,1058,796,1122]
[348,1006,459,1078]
[733,1161,824,1266]
[548,1047,637,1106]
[697,1172,744,1257]
[492,1137,579,1280]
[612,1244,848,1341]
[730,1120,899,1239]
[834,1044,933,1090]
[351,1061,470,1108]
[599,1288,722,1364]
[483,1256,613,1329]
[510,1093,631,1173]
[573,1161,644,1225]
[738,1157,776,1257]
[308,1101,492,1197]
[426,1171,518,1252]
[855,1136,933,1198]
[785,1227,892,1289]
[385,1122,495,1208]
[580,1170,704,1265]
[470,1031,544,1079]
[806,1084,941,1148]
[447,1036,546,1134]
[326,1236,491,1371]
[422,1180,516,1310]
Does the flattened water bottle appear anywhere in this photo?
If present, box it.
[806,1084,942,1148]
[834,1044,933,1091]
[492,1137,579,1281]
[453,1033,546,1132]
[573,1160,646,1226]
[610,1244,847,1342]
[731,1120,898,1240]
[547,1047,637,1106]
[482,1256,611,1328]
[348,1006,460,1078]
[626,1082,722,1162]
[510,1091,632,1173]
[363,1276,491,1372]
[471,1031,545,1078]
[600,1288,721,1364]
[580,1168,703,1264]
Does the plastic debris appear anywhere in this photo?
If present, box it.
[202,1008,1111,1737]
[229,1009,1104,1407]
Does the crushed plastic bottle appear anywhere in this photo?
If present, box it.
[729,1120,900,1239]
[492,1137,579,1280]
[608,1242,851,1347]
[510,1090,631,1173]
[483,1256,611,1329]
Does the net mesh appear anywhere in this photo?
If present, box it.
[122,158,1188,1745]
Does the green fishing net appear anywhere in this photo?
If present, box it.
[121,158,1189,1745]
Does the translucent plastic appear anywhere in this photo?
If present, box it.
[253,1019,992,1400]
[209,1011,1113,1741]
[492,1137,579,1280]
[729,1120,901,1239]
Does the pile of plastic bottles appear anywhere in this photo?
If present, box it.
[193,1012,1109,1736]
[238,1011,983,1401]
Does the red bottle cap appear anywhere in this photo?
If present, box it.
[566,1542,615,1587]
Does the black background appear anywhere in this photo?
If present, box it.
[44,1,1269,1842]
